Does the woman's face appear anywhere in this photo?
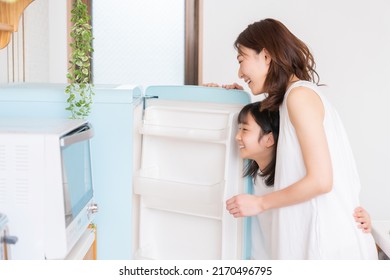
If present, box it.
[237,46,270,95]
[235,113,273,163]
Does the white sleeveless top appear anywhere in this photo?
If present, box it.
[272,81,378,259]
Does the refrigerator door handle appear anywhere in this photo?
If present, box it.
[142,95,159,120]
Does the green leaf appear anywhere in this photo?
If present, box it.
[66,0,94,119]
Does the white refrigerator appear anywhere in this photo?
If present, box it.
[131,86,252,260]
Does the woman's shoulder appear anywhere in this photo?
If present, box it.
[285,82,325,123]
[286,81,319,96]
[288,85,318,101]
[286,82,322,106]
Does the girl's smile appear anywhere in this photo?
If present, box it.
[235,113,274,170]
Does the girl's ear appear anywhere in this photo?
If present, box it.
[265,133,275,148]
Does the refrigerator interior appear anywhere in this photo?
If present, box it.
[133,86,251,259]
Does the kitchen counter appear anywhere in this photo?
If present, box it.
[372,220,390,258]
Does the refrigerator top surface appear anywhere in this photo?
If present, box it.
[145,85,251,105]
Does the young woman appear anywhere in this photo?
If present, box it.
[230,101,374,259]
[215,18,377,259]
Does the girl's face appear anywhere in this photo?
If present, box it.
[235,113,274,164]
[237,46,270,95]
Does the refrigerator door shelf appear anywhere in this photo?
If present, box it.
[140,124,227,142]
[143,104,231,129]
[134,176,223,219]
[134,176,223,205]
[136,195,222,221]
[141,103,233,142]
[136,209,224,260]
[139,138,226,186]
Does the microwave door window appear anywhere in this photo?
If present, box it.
[61,139,93,226]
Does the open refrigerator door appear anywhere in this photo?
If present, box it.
[132,86,251,260]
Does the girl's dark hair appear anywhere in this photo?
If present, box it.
[234,18,320,111]
[238,102,279,186]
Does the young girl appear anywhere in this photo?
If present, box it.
[221,18,377,259]
[230,101,374,259]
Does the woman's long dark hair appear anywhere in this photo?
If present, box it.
[234,18,320,111]
[238,102,279,186]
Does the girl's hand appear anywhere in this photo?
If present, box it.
[353,207,372,233]
[226,194,263,218]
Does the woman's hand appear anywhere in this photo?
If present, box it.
[222,83,244,90]
[202,82,243,90]
[226,194,263,218]
[353,207,372,233]
[202,83,221,87]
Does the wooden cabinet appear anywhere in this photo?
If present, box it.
[65,224,97,260]
[84,224,97,260]
[0,0,33,49]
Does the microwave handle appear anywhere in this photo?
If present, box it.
[60,125,94,147]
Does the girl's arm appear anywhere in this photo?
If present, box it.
[227,87,333,217]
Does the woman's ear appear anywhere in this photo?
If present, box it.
[263,48,271,65]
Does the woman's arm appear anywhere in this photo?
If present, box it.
[227,87,333,217]
[262,87,333,210]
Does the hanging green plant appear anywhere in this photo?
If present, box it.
[65,0,94,119]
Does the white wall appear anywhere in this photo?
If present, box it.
[202,0,390,220]
[23,0,50,82]
[48,0,67,83]
[24,0,67,83]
